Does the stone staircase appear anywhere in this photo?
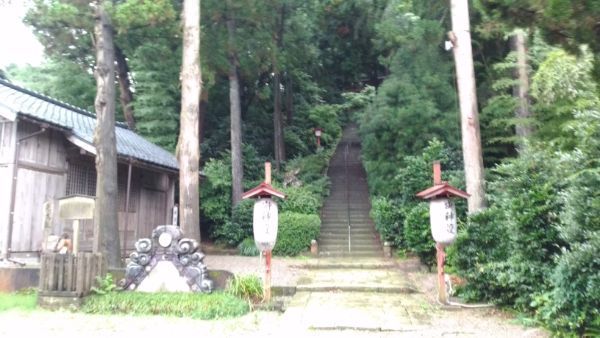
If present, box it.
[318,124,383,257]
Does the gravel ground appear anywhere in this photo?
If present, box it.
[204,254,308,287]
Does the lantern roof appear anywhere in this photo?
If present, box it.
[416,161,469,200]
[242,182,286,200]
[416,182,469,200]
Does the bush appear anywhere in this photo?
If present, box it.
[402,203,435,266]
[453,148,566,309]
[273,212,320,256]
[211,199,254,247]
[237,237,260,256]
[82,292,249,319]
[370,197,404,247]
[226,275,263,303]
[201,157,232,227]
[280,185,322,214]
[450,208,511,302]
[535,168,600,335]
[535,237,600,336]
[286,152,333,183]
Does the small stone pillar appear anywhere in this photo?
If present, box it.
[383,241,392,258]
[310,239,318,255]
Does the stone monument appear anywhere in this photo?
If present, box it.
[121,225,213,293]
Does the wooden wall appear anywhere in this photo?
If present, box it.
[10,121,67,254]
[69,156,175,256]
[0,117,17,257]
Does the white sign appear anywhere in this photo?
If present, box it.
[429,198,457,245]
[253,198,278,251]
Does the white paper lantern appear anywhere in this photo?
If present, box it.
[253,198,278,251]
[429,198,457,245]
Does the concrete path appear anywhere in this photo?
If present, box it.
[205,254,548,337]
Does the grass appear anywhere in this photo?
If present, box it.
[226,275,263,303]
[81,291,249,320]
[0,290,37,312]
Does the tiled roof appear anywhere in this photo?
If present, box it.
[0,79,178,171]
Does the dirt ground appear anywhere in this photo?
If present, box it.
[0,255,550,337]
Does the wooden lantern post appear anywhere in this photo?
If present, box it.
[242,162,285,302]
[314,128,322,149]
[416,161,469,304]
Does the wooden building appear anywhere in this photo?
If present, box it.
[0,79,179,261]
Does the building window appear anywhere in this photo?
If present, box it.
[66,162,96,196]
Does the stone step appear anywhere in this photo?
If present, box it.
[320,228,374,233]
[319,229,375,235]
[319,233,378,240]
[317,251,384,258]
[321,222,373,226]
[320,242,381,250]
[321,222,373,227]
[321,218,371,222]
[318,235,378,242]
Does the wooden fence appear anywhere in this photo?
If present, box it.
[38,253,105,297]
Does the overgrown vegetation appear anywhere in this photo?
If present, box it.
[82,292,249,319]
[226,275,263,303]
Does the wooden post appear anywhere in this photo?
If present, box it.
[265,162,272,184]
[264,249,272,302]
[436,243,448,304]
[433,161,442,185]
[73,220,80,256]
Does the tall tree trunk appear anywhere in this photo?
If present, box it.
[450,0,486,213]
[199,87,208,145]
[114,45,136,130]
[512,29,532,142]
[178,0,201,242]
[285,74,293,123]
[92,0,121,267]
[273,70,285,169]
[227,2,243,207]
[273,4,286,169]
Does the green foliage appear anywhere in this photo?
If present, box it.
[226,275,263,302]
[129,41,181,151]
[212,199,254,247]
[201,157,232,228]
[359,0,460,186]
[273,212,320,256]
[365,139,464,266]
[91,273,117,295]
[370,197,404,247]
[308,104,343,149]
[6,59,96,112]
[530,48,598,150]
[402,203,435,266]
[535,237,600,336]
[451,208,512,302]
[82,292,249,319]
[237,237,260,257]
[456,148,565,309]
[280,185,321,214]
[0,292,37,312]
